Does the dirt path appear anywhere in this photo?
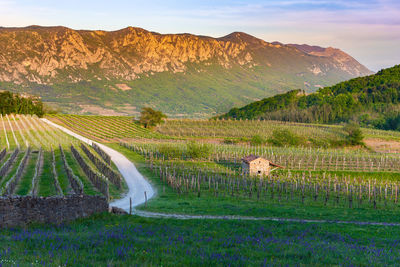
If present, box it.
[41,118,155,210]
[364,138,400,153]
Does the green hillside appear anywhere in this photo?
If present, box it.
[0,63,349,117]
[219,65,400,130]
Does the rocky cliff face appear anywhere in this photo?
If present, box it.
[287,44,371,77]
[0,26,373,116]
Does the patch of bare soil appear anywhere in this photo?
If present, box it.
[365,138,400,153]
[119,104,140,116]
[115,83,132,91]
[79,105,128,116]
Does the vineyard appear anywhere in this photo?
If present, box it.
[45,115,400,212]
[156,119,400,141]
[0,114,126,200]
[120,140,400,210]
[49,114,167,142]
[16,114,400,265]
[123,141,400,172]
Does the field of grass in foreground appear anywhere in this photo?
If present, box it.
[108,144,400,223]
[1,212,400,266]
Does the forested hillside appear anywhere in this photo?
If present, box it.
[219,65,400,130]
[0,91,44,116]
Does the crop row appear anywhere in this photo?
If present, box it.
[71,144,109,199]
[81,143,121,188]
[0,148,19,177]
[92,143,111,165]
[0,148,6,162]
[60,145,84,195]
[147,160,400,210]
[122,141,400,173]
[30,147,43,196]
[2,147,31,195]
[156,119,400,140]
[0,115,124,199]
[49,114,165,141]
[51,147,63,196]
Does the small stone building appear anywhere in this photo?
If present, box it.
[241,155,282,176]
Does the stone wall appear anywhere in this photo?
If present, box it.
[0,195,108,227]
[242,158,271,176]
[249,158,271,176]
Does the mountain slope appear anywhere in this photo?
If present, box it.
[219,65,400,130]
[0,26,373,117]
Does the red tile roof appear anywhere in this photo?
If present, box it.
[241,154,260,163]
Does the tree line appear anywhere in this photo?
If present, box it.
[219,65,400,131]
[0,91,44,117]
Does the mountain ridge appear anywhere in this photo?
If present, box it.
[0,25,373,116]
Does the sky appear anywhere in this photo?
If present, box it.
[0,0,399,71]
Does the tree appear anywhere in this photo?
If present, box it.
[267,129,303,147]
[186,141,211,159]
[0,91,44,116]
[343,123,364,145]
[250,135,267,146]
[139,107,166,128]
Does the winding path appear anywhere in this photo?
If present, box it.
[41,119,155,210]
[42,119,400,227]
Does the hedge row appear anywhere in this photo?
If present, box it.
[51,147,63,196]
[70,144,109,200]
[81,144,121,189]
[30,147,43,196]
[0,148,19,177]
[92,143,111,165]
[59,145,84,195]
[3,147,31,195]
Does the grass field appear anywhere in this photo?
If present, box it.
[1,213,400,266]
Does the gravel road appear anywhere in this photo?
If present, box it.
[41,118,155,211]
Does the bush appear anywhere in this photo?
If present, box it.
[343,123,364,145]
[186,141,211,159]
[158,144,183,159]
[250,135,267,146]
[268,129,303,147]
[223,138,238,145]
[308,138,331,148]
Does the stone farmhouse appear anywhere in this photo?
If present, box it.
[241,155,283,176]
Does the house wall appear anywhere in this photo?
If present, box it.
[242,162,250,174]
[242,158,271,176]
[250,161,271,176]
